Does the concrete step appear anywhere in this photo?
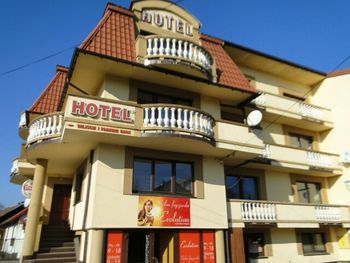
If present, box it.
[24,257,76,263]
[36,251,76,259]
[39,246,75,253]
[39,241,74,249]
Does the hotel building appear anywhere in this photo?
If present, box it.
[10,0,350,262]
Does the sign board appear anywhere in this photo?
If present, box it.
[106,231,123,263]
[179,231,201,263]
[137,196,190,227]
[203,231,216,263]
[21,179,33,199]
[66,96,135,126]
[142,9,193,36]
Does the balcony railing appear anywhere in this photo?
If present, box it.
[137,35,217,82]
[228,200,350,225]
[263,144,341,172]
[27,112,63,144]
[10,159,19,175]
[241,201,277,221]
[252,92,332,125]
[315,206,342,221]
[142,105,214,140]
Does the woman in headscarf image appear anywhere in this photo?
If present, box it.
[137,200,154,226]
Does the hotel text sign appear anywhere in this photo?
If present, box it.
[68,97,135,125]
[142,10,193,36]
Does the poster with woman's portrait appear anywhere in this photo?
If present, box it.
[137,196,190,227]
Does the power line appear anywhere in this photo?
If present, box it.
[332,53,350,71]
[0,44,80,77]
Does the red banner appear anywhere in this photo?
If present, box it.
[106,231,123,263]
[203,231,216,263]
[179,231,201,263]
[137,196,190,227]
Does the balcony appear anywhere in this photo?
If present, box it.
[142,105,214,141]
[252,92,333,131]
[214,121,265,160]
[27,112,63,145]
[136,35,217,82]
[262,144,341,175]
[10,158,35,185]
[228,200,350,228]
[25,96,216,150]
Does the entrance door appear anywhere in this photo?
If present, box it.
[127,231,174,263]
[49,184,72,225]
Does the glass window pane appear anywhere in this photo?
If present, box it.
[300,136,313,150]
[245,233,265,258]
[155,161,172,192]
[307,183,321,204]
[133,159,152,192]
[289,134,300,147]
[243,177,258,200]
[157,95,173,104]
[313,234,326,252]
[176,163,192,194]
[226,176,241,199]
[297,182,309,203]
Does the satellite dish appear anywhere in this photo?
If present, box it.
[247,110,263,127]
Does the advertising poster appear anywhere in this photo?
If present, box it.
[179,231,201,263]
[202,231,216,263]
[106,231,123,263]
[137,196,190,227]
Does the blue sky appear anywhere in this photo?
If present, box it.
[1,0,350,207]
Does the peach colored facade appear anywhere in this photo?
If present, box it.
[10,1,350,262]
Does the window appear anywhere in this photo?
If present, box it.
[289,133,313,150]
[301,233,326,254]
[74,164,85,204]
[296,181,321,204]
[244,233,265,259]
[138,90,192,106]
[225,175,258,200]
[221,105,245,124]
[133,158,193,195]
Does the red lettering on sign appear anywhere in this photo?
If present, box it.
[86,103,99,117]
[71,101,85,115]
[203,231,216,263]
[122,109,132,122]
[100,105,111,119]
[111,107,122,121]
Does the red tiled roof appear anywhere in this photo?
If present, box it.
[80,3,136,62]
[29,65,68,114]
[201,34,255,92]
[0,207,27,226]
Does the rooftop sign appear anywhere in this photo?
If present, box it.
[142,10,193,36]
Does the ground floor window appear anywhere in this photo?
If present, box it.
[244,233,265,259]
[301,232,326,254]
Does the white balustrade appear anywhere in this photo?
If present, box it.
[27,113,63,144]
[315,206,341,221]
[307,151,334,168]
[299,102,324,120]
[143,106,214,138]
[19,112,27,128]
[263,144,271,158]
[241,202,276,221]
[145,36,213,71]
[11,159,19,175]
[252,93,266,106]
